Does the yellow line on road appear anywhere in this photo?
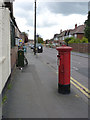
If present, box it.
[70,77,90,93]
[71,81,90,99]
[56,72,90,98]
[42,61,89,98]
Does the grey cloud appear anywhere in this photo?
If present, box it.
[88,1,90,11]
[14,8,34,27]
[26,18,34,27]
[15,9,28,18]
[37,21,57,28]
[37,2,88,15]
[26,16,57,28]
[14,2,88,17]
[14,2,34,26]
[19,2,33,11]
[14,1,88,28]
[14,2,33,11]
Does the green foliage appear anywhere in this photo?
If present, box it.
[45,39,49,44]
[22,32,28,36]
[2,95,7,104]
[68,37,88,44]
[38,37,44,43]
[80,37,88,43]
[68,37,80,43]
[65,37,74,45]
[74,38,81,43]
[84,11,90,42]
[68,39,75,44]
[7,83,12,90]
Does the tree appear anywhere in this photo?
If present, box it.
[64,37,74,45]
[45,39,49,44]
[68,38,80,44]
[21,32,28,43]
[84,11,90,42]
[38,36,44,43]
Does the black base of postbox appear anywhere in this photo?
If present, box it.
[58,84,70,94]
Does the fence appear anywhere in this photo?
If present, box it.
[69,43,89,53]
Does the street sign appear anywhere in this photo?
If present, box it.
[36,35,39,37]
[19,39,22,46]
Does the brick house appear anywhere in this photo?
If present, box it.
[53,34,60,44]
[72,24,85,40]
[53,29,74,44]
[59,24,85,43]
[0,0,17,94]
[21,32,28,44]
[59,31,66,42]
[4,2,22,71]
[0,0,24,94]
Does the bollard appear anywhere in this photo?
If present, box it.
[56,46,72,94]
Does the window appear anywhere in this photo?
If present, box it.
[74,34,77,38]
[10,21,15,48]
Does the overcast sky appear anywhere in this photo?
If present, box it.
[13,0,89,40]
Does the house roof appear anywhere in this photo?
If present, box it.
[54,34,60,38]
[69,29,74,35]
[73,25,85,34]
[53,24,85,40]
[4,2,13,18]
[60,25,85,37]
[60,31,66,37]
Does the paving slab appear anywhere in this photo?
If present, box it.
[2,47,88,118]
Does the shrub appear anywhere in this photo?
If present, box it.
[68,38,81,44]
[80,37,88,43]
[75,38,81,43]
[64,37,74,45]
[68,37,88,44]
[68,39,75,44]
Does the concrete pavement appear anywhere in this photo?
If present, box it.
[71,51,89,58]
[2,47,88,118]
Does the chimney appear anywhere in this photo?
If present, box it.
[75,24,77,29]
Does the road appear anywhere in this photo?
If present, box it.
[37,46,89,101]
[2,46,88,118]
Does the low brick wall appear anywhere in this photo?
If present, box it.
[11,46,18,71]
[69,43,90,53]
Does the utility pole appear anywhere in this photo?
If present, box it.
[34,0,36,55]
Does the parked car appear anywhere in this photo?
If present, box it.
[32,43,43,53]
[31,44,34,49]
[36,44,43,53]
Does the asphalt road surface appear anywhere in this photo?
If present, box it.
[38,47,88,89]
[2,46,89,118]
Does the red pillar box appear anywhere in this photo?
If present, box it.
[56,46,72,94]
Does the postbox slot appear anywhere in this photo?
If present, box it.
[57,54,60,58]
[57,54,61,66]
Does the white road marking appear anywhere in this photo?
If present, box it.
[72,67,79,71]
[72,60,81,64]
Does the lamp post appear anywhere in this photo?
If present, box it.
[34,0,36,55]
